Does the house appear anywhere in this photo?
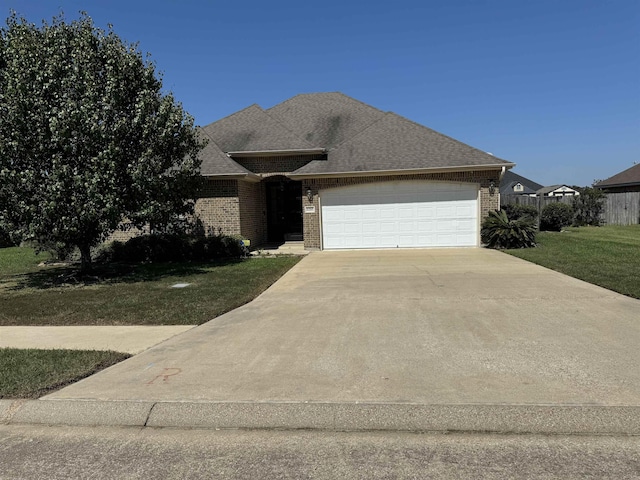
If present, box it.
[196,92,514,250]
[536,185,580,197]
[499,171,543,197]
[594,164,640,193]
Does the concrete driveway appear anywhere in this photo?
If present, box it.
[44,248,640,407]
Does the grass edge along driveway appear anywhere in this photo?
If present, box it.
[505,225,640,299]
[0,249,301,326]
[0,250,300,398]
[0,348,130,399]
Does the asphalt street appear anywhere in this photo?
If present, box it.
[1,425,639,479]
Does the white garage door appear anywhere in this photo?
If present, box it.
[321,181,478,249]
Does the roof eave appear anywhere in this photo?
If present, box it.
[288,163,515,180]
[595,181,640,189]
[201,172,262,183]
[227,148,326,158]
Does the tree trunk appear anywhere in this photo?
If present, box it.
[79,244,92,274]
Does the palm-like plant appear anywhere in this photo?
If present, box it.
[481,210,537,249]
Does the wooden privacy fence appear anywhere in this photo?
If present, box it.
[601,192,640,225]
[500,192,640,225]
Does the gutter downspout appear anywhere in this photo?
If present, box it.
[498,165,507,182]
[497,166,507,209]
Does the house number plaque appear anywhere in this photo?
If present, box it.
[304,206,316,214]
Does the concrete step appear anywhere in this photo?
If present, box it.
[250,242,309,256]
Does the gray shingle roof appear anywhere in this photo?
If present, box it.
[199,92,514,176]
[594,163,640,188]
[267,92,385,149]
[499,181,538,196]
[292,112,511,175]
[197,127,254,176]
[500,170,544,192]
[204,104,315,153]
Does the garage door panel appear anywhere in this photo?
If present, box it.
[455,204,474,217]
[436,205,455,217]
[456,219,474,230]
[418,233,437,244]
[362,235,379,245]
[398,235,418,246]
[343,209,361,221]
[379,235,397,247]
[361,208,378,220]
[397,206,414,219]
[380,207,396,219]
[379,221,397,233]
[344,223,361,234]
[436,219,456,232]
[417,205,436,216]
[417,220,435,232]
[436,233,456,245]
[321,181,478,249]
[398,220,416,232]
[324,224,345,236]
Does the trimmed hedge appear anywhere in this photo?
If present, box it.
[540,203,574,232]
[98,233,248,263]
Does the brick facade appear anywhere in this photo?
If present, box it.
[106,165,500,250]
[195,179,241,236]
[301,170,502,249]
[238,180,267,245]
[195,169,501,251]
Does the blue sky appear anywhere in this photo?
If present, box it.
[3,0,639,186]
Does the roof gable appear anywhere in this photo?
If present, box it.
[537,185,579,195]
[500,181,537,195]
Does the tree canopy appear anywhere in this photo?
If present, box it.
[0,13,205,270]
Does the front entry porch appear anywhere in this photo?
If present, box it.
[265,177,303,242]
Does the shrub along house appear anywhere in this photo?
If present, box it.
[196,93,515,250]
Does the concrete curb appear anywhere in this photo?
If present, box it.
[3,399,640,435]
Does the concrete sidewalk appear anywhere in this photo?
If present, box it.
[3,249,640,434]
[0,326,195,354]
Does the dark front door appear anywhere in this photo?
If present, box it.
[266,179,303,242]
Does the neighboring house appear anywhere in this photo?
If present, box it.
[196,92,514,250]
[499,171,543,197]
[536,185,580,197]
[594,164,640,193]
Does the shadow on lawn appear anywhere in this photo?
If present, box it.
[2,258,244,291]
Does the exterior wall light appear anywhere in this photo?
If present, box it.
[489,181,496,196]
[306,187,313,202]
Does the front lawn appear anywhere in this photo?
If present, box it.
[0,248,301,325]
[0,348,130,399]
[505,225,640,299]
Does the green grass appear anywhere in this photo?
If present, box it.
[0,249,301,325]
[0,348,130,399]
[0,246,52,276]
[505,225,640,299]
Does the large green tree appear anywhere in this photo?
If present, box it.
[0,13,204,270]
